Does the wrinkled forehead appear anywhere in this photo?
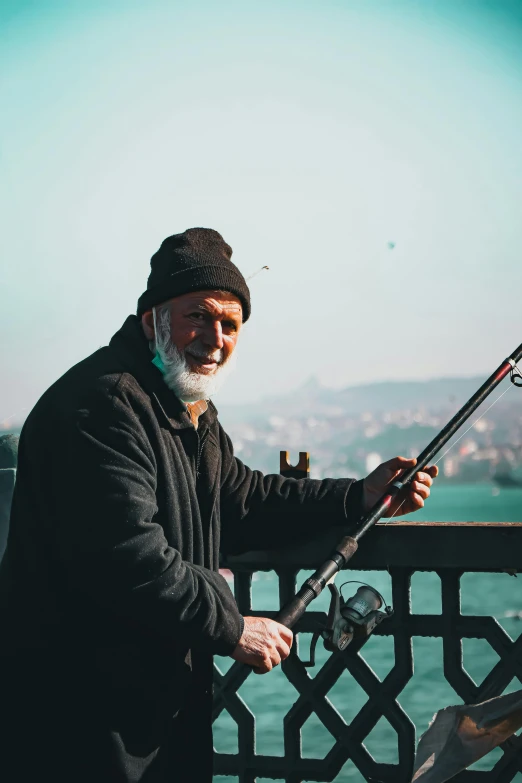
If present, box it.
[165,290,243,319]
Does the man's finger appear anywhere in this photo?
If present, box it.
[254,656,273,675]
[410,492,425,508]
[387,456,417,471]
[270,650,282,668]
[414,472,433,488]
[412,481,430,499]
[276,640,291,661]
[425,465,439,478]
[277,625,294,647]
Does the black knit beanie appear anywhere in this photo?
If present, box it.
[136,228,251,321]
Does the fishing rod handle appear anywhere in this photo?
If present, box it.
[275,536,358,628]
[275,593,313,629]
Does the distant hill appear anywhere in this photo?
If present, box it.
[216,373,520,481]
[218,375,493,424]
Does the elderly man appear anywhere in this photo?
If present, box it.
[0,228,436,783]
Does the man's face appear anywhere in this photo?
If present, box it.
[164,290,243,374]
[141,290,243,402]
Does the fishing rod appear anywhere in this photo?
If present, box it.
[273,341,522,662]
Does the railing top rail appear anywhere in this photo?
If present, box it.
[223,520,522,572]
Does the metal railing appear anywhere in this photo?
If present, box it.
[214,521,522,783]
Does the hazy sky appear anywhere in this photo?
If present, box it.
[2,0,522,422]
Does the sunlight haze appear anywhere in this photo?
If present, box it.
[1,0,522,421]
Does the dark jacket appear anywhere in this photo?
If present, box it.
[0,315,362,782]
[0,468,16,561]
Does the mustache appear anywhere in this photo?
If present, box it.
[184,344,224,365]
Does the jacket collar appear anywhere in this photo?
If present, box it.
[109,315,219,432]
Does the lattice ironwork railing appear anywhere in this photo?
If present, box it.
[213,522,522,783]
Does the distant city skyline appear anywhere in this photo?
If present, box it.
[2,0,522,421]
[214,371,521,482]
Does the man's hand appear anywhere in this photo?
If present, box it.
[230,617,293,674]
[363,456,438,517]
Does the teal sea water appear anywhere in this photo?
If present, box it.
[214,485,522,781]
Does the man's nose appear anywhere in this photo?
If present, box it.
[201,320,224,351]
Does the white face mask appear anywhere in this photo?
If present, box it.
[152,306,237,402]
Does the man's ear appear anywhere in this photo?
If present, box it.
[141,310,155,341]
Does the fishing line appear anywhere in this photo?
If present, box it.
[246,266,269,281]
[382,498,407,527]
[431,383,513,469]
[381,381,514,528]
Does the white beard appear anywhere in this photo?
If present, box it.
[153,306,237,402]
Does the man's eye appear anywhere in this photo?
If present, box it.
[223,321,238,332]
[189,312,205,320]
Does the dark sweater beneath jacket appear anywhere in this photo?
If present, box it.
[0,315,362,783]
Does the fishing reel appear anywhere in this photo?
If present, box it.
[302,581,393,667]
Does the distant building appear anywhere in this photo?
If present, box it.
[443,456,459,478]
